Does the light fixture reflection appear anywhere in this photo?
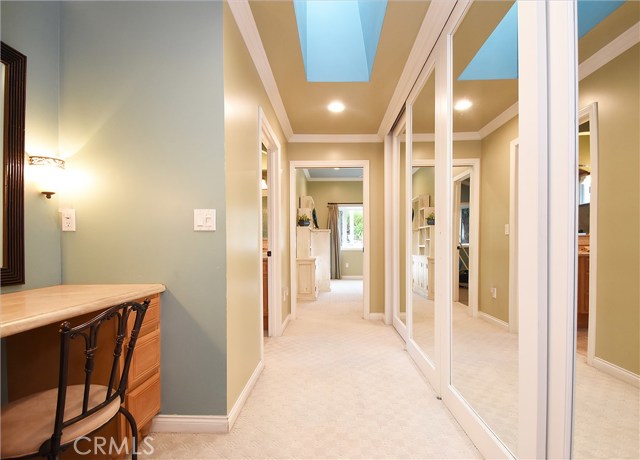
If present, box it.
[454,99,473,111]
[328,101,345,113]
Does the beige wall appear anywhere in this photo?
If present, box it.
[306,180,364,277]
[579,44,639,374]
[288,143,385,313]
[295,168,308,208]
[478,117,518,322]
[224,4,289,411]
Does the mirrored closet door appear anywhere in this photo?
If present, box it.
[449,1,520,455]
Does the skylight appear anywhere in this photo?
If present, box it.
[458,0,624,81]
[293,0,388,82]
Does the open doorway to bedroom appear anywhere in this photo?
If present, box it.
[289,161,370,322]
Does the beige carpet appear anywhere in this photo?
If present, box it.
[143,280,481,459]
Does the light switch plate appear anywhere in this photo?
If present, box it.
[194,209,216,231]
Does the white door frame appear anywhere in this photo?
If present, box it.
[259,108,283,342]
[390,113,407,339]
[579,103,599,365]
[509,138,520,334]
[289,160,370,321]
[452,167,472,309]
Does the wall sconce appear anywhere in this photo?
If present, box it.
[28,155,66,199]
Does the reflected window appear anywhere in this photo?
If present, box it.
[339,205,363,249]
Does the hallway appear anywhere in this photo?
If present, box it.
[145,280,480,459]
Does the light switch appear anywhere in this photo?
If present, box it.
[194,209,216,231]
[59,208,76,232]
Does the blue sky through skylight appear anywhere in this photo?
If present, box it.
[458,0,624,81]
[294,0,387,82]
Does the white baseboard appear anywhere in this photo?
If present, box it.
[592,357,640,388]
[150,415,228,433]
[281,313,291,334]
[228,360,264,430]
[478,311,509,330]
[340,275,363,280]
[368,312,384,321]
[150,360,265,434]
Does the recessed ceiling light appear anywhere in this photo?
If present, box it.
[334,168,340,171]
[328,101,345,113]
[454,99,473,111]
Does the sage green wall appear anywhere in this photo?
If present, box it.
[288,143,385,313]
[412,167,435,204]
[478,117,518,322]
[579,44,639,374]
[1,1,62,293]
[306,180,364,277]
[223,4,289,409]
[58,1,227,415]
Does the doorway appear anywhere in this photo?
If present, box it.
[289,160,370,322]
[259,109,282,341]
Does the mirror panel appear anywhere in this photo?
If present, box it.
[410,71,436,360]
[573,2,640,457]
[450,1,519,454]
[1,42,26,286]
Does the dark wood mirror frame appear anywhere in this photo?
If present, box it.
[2,42,26,286]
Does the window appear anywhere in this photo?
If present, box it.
[339,205,363,250]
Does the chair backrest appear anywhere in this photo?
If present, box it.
[47,300,149,454]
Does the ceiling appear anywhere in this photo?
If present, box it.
[247,1,639,137]
[303,167,363,181]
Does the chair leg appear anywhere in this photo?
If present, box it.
[119,406,139,460]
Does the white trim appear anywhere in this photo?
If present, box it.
[377,1,458,138]
[150,415,228,434]
[289,160,370,322]
[478,102,519,139]
[304,177,363,182]
[281,313,291,334]
[228,360,265,430]
[368,312,384,321]
[508,138,519,334]
[517,1,552,456]
[227,1,294,140]
[259,108,283,339]
[391,116,406,339]
[407,340,437,386]
[384,134,394,326]
[579,22,640,81]
[407,132,483,143]
[580,103,599,367]
[340,275,363,279]
[289,134,381,144]
[151,361,265,434]
[478,311,509,331]
[592,357,640,388]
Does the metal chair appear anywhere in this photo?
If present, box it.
[1,300,149,460]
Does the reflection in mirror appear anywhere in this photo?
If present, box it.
[410,71,436,361]
[397,123,408,332]
[573,1,639,457]
[1,42,26,286]
[450,1,519,454]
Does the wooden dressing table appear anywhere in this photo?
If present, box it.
[1,284,165,459]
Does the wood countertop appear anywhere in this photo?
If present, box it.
[0,284,166,338]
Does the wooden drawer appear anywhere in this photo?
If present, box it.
[126,371,161,432]
[128,295,160,337]
[129,328,160,388]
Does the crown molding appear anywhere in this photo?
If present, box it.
[377,2,456,138]
[227,0,294,140]
[407,132,482,142]
[579,21,640,81]
[478,102,519,139]
[289,134,382,143]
